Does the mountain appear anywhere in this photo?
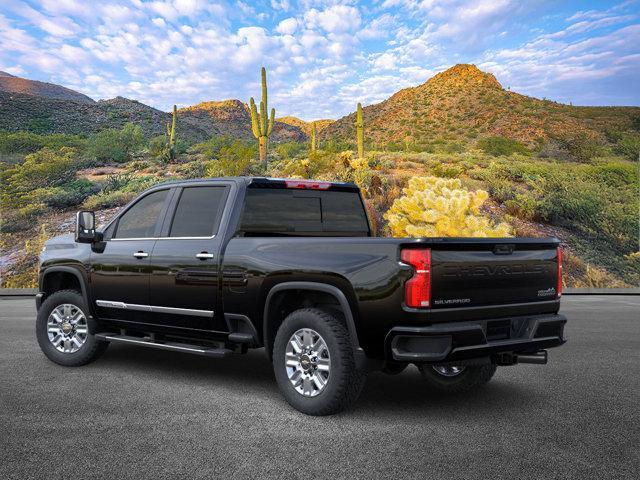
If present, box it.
[321,64,640,148]
[277,116,334,135]
[179,100,306,142]
[0,71,94,104]
[0,75,306,142]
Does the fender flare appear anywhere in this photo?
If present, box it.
[263,281,363,357]
[41,266,90,308]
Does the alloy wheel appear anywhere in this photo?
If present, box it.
[47,304,88,354]
[285,328,331,397]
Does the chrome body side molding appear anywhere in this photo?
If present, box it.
[96,300,214,317]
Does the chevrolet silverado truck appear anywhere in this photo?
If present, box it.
[36,177,567,415]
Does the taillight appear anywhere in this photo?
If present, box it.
[285,180,331,190]
[401,248,431,308]
[557,246,563,298]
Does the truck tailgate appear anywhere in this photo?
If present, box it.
[430,240,561,309]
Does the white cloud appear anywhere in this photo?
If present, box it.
[305,5,361,33]
[276,17,298,35]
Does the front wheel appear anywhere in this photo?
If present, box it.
[36,290,108,367]
[418,363,497,393]
[272,308,367,415]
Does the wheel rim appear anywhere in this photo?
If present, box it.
[285,328,330,397]
[47,304,88,354]
[432,365,465,377]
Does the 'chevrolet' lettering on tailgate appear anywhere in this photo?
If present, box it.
[442,264,546,278]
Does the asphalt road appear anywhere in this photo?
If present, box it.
[1,296,638,479]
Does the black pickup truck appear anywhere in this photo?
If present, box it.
[36,177,566,415]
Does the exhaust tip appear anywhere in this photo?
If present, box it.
[515,350,548,365]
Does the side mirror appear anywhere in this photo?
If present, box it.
[75,211,96,243]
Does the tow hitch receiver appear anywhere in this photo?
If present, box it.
[495,350,548,366]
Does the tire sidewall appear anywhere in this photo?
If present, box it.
[36,290,101,366]
[273,309,352,414]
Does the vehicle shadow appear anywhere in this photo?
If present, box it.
[96,343,541,417]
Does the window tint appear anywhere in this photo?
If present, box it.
[240,188,369,235]
[169,186,227,237]
[114,189,168,239]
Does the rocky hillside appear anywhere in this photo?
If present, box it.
[179,100,306,142]
[0,71,94,104]
[277,116,334,135]
[0,74,306,143]
[321,64,640,148]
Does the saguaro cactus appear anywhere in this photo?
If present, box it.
[355,102,364,160]
[250,67,275,166]
[310,122,317,152]
[165,104,177,161]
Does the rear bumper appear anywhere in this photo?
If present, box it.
[386,313,566,363]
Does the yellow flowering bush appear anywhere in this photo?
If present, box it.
[384,176,512,237]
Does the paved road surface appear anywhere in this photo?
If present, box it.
[1,296,638,479]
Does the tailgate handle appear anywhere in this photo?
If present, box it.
[493,244,514,255]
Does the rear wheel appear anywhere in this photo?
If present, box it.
[272,308,367,415]
[418,363,497,393]
[36,290,108,367]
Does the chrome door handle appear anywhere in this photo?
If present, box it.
[196,252,214,260]
[133,251,149,258]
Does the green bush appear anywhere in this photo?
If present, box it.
[477,136,529,156]
[275,141,306,160]
[0,131,87,154]
[615,133,640,160]
[88,123,144,162]
[83,190,135,210]
[556,132,603,162]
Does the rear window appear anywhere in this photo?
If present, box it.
[169,186,227,237]
[239,188,369,236]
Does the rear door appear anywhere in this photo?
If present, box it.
[147,183,230,331]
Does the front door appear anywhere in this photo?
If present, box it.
[148,184,230,331]
[91,188,171,323]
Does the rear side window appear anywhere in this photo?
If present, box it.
[169,186,227,237]
[239,188,369,235]
[114,189,168,239]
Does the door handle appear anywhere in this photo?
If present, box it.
[196,252,214,260]
[133,251,149,258]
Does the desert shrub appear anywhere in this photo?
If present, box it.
[32,178,98,209]
[148,135,167,157]
[88,123,144,163]
[555,132,603,162]
[615,133,640,160]
[278,151,338,180]
[432,163,463,178]
[275,141,306,160]
[204,139,256,177]
[477,136,529,156]
[1,226,48,288]
[175,160,206,179]
[384,176,512,237]
[83,190,136,210]
[0,147,81,212]
[504,194,539,220]
[0,131,87,154]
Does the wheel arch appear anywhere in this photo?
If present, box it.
[41,266,90,307]
[263,281,362,360]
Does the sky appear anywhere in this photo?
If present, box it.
[0,0,638,120]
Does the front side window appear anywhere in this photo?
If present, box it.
[114,189,168,239]
[169,186,227,237]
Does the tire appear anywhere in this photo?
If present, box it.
[36,289,108,367]
[418,363,497,394]
[272,308,367,416]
